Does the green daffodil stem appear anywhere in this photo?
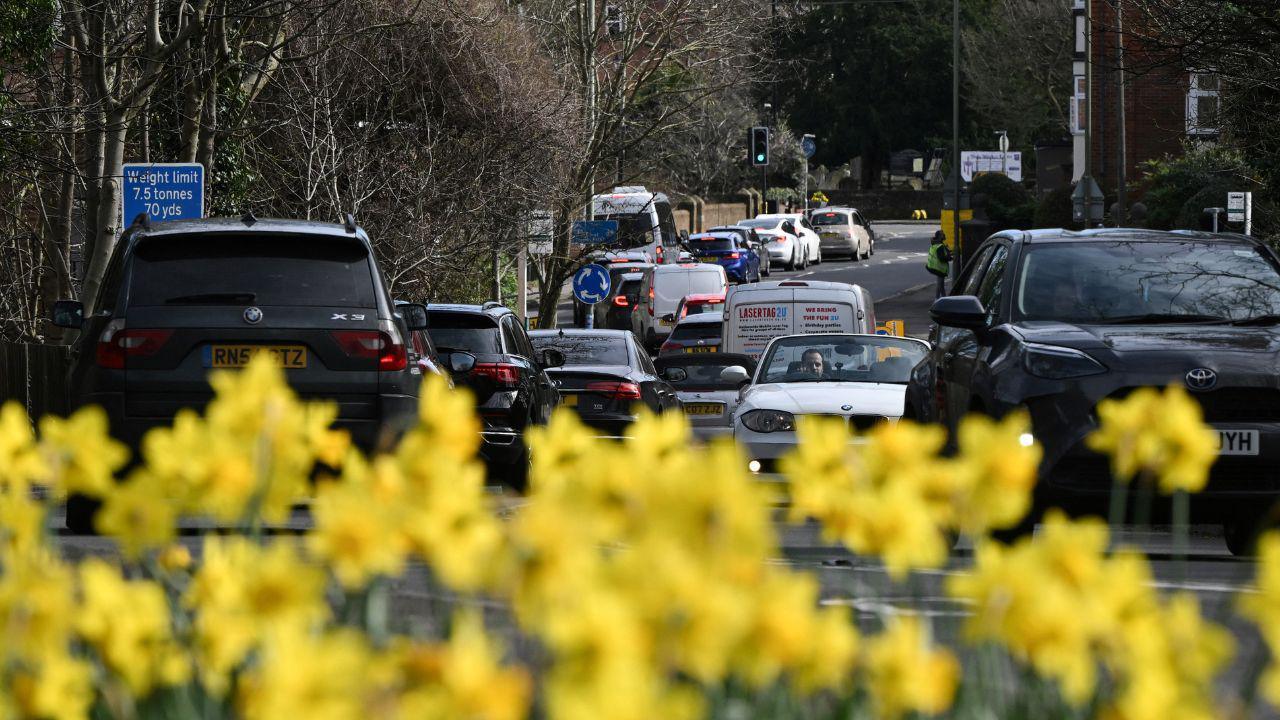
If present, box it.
[1173,489,1190,581]
[1107,476,1128,530]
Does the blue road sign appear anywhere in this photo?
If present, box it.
[122,163,204,225]
[571,220,620,245]
[572,264,611,305]
[801,137,817,159]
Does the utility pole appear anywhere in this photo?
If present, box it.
[1114,0,1127,225]
[951,0,960,275]
[585,0,597,219]
[762,103,772,212]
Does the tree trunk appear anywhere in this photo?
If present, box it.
[81,110,130,312]
[195,77,218,173]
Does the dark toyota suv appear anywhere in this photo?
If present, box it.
[52,215,427,460]
[906,228,1280,553]
[426,303,563,487]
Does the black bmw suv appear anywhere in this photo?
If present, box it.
[425,303,563,487]
[53,215,426,453]
[906,228,1280,552]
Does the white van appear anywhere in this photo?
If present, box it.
[722,280,875,360]
[591,186,681,265]
[631,263,728,349]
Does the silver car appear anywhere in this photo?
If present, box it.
[654,353,757,440]
[809,207,874,260]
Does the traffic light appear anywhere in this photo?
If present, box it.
[749,126,769,166]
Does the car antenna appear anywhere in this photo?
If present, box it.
[558,327,565,337]
[129,212,151,230]
[342,212,358,233]
[241,211,257,226]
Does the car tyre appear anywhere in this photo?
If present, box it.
[762,255,771,277]
[813,245,822,265]
[1224,512,1265,556]
[786,247,798,271]
[65,494,99,535]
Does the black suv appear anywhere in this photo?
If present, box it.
[425,303,563,486]
[53,216,426,453]
[906,228,1280,552]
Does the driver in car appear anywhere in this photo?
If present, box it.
[800,348,826,377]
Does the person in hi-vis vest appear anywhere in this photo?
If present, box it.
[926,230,952,298]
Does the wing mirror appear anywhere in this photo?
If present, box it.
[538,347,566,369]
[720,365,750,386]
[930,295,989,330]
[661,367,687,383]
[445,351,477,374]
[51,300,84,329]
[782,221,796,235]
[397,302,429,331]
[662,313,675,323]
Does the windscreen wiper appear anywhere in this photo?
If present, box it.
[163,292,257,305]
[1099,313,1228,325]
[1231,314,1280,327]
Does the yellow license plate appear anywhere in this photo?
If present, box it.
[561,393,578,407]
[685,346,716,353]
[698,257,720,263]
[684,403,724,416]
[206,345,307,369]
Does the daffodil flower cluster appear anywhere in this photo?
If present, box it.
[1087,385,1218,493]
[782,411,1041,578]
[1239,533,1280,707]
[947,513,1233,718]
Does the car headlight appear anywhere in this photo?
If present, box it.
[1023,343,1107,379]
[740,409,796,433]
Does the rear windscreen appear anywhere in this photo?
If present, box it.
[531,335,630,366]
[810,212,850,226]
[426,312,502,354]
[129,234,376,307]
[617,279,641,298]
[689,237,734,252]
[670,322,722,341]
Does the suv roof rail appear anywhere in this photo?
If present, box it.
[342,212,357,233]
[129,212,151,230]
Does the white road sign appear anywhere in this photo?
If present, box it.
[960,151,1022,182]
[1227,192,1249,223]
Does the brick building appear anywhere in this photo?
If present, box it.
[1070,0,1219,197]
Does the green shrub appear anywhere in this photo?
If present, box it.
[972,173,1036,232]
[1033,185,1078,230]
[1137,145,1261,231]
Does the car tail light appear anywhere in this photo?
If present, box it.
[656,246,664,264]
[660,340,680,353]
[95,321,173,369]
[472,362,522,387]
[586,380,642,400]
[613,295,629,307]
[648,286,655,316]
[331,324,407,371]
[726,252,740,259]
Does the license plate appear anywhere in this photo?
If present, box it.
[204,345,307,369]
[1217,429,1260,456]
[683,402,724,416]
[660,318,673,326]
[698,257,720,264]
[561,393,578,407]
[685,346,716,353]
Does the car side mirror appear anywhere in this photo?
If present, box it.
[52,300,83,329]
[782,221,795,234]
[930,295,988,330]
[446,351,477,374]
[661,367,687,383]
[720,365,750,386]
[397,302,429,331]
[662,313,675,323]
[679,229,690,243]
[539,347,566,369]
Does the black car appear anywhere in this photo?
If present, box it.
[51,215,429,529]
[573,261,655,328]
[605,270,646,331]
[906,228,1280,552]
[529,329,681,436]
[707,225,771,276]
[426,303,563,486]
[52,215,427,451]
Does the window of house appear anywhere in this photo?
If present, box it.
[605,3,625,36]
[1070,75,1086,136]
[1187,72,1220,136]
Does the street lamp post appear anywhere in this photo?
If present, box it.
[951,0,961,275]
[802,133,815,210]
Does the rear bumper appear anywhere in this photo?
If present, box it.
[572,413,637,438]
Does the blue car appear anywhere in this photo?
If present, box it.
[686,231,762,283]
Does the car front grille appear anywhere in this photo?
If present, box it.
[849,415,890,432]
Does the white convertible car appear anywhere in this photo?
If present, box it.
[732,333,931,473]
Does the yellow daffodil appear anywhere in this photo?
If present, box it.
[309,477,406,588]
[39,405,128,499]
[1088,385,1217,493]
[864,615,958,719]
[76,559,190,696]
[238,626,373,720]
[0,401,47,491]
[952,410,1041,535]
[9,650,94,720]
[93,470,177,559]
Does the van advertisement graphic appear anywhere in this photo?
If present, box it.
[797,304,851,333]
[736,304,790,359]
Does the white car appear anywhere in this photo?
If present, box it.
[808,207,874,260]
[755,213,823,266]
[735,217,807,270]
[655,353,758,440]
[732,333,930,473]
